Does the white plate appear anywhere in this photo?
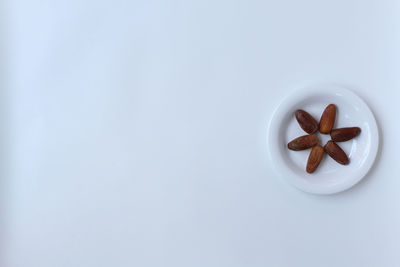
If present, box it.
[268,85,379,194]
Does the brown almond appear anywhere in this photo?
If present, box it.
[295,110,318,134]
[306,145,325,173]
[287,135,319,151]
[324,141,349,165]
[331,127,361,142]
[319,104,336,134]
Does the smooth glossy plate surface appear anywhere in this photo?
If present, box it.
[268,85,379,194]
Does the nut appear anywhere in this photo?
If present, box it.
[324,140,349,165]
[319,104,336,134]
[295,110,318,134]
[306,145,324,173]
[287,135,319,151]
[331,127,361,142]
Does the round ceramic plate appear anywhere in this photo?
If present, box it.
[268,85,379,194]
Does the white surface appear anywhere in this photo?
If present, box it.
[268,85,379,194]
[2,0,400,267]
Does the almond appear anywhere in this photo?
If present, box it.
[324,141,349,165]
[319,104,336,134]
[306,145,324,173]
[287,135,319,151]
[331,127,361,142]
[295,110,318,134]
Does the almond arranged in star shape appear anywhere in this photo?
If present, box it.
[287,104,361,173]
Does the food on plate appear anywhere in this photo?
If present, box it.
[324,141,349,165]
[330,127,361,142]
[287,135,319,151]
[306,145,325,173]
[319,104,336,134]
[295,110,318,134]
[287,104,360,173]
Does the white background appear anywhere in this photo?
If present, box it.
[2,0,399,266]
